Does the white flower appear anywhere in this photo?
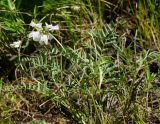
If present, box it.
[10,40,21,48]
[28,21,58,45]
[28,31,51,45]
[45,23,59,31]
[39,34,49,45]
[29,21,43,30]
[28,31,41,41]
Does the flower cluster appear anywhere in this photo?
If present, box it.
[9,21,59,48]
[28,21,59,45]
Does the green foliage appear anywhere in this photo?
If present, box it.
[135,0,160,49]
[42,0,75,13]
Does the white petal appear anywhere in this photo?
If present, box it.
[10,44,14,47]
[45,23,59,31]
[29,21,36,27]
[28,31,41,41]
[51,25,59,31]
[10,40,21,48]
[40,34,48,45]
[45,22,49,27]
[29,21,42,30]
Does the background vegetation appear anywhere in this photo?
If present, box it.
[0,0,160,123]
